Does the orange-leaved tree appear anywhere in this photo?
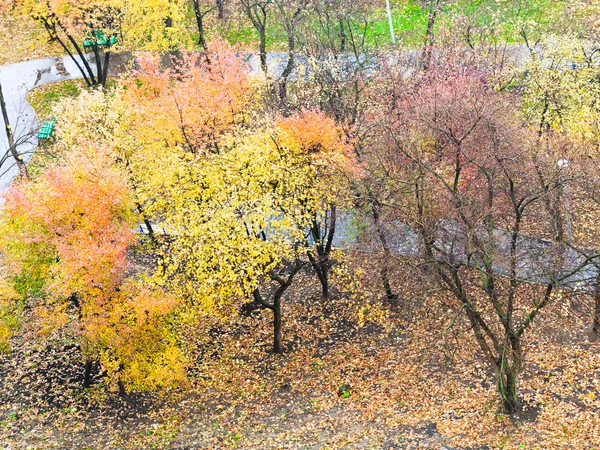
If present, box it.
[0,146,187,391]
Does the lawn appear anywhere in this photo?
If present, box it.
[27,80,85,121]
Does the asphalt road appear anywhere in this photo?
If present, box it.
[0,56,93,190]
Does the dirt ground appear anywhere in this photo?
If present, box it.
[1,266,599,449]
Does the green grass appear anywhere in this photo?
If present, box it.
[28,80,84,120]
[203,0,565,52]
[214,1,430,51]
[365,1,429,48]
[213,17,287,51]
[28,78,119,120]
[366,0,564,49]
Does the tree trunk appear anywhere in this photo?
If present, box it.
[102,51,111,86]
[497,363,520,413]
[242,2,268,73]
[55,18,98,86]
[92,43,110,87]
[273,295,283,354]
[118,379,127,396]
[193,0,209,51]
[92,44,103,87]
[422,0,441,70]
[216,0,225,20]
[135,202,157,244]
[279,28,296,111]
[496,337,523,413]
[593,271,600,337]
[259,26,267,74]
[266,261,302,354]
[380,264,396,301]
[308,251,329,298]
[83,360,93,388]
[320,269,329,298]
[339,18,346,52]
[278,2,306,109]
[90,45,112,88]
[372,205,397,300]
[307,208,336,299]
[0,82,29,179]
[40,17,93,87]
[593,294,600,337]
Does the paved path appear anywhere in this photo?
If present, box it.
[0,56,95,190]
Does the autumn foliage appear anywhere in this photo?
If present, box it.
[2,16,600,448]
[16,0,190,51]
[0,147,186,391]
[1,148,132,299]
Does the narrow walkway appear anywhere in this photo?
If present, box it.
[0,56,93,190]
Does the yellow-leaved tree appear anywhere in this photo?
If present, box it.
[115,47,355,353]
[522,36,600,143]
[522,35,600,336]
[148,113,354,354]
[15,0,190,85]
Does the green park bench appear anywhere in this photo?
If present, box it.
[83,30,118,49]
[38,118,56,139]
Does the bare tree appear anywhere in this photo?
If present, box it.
[0,80,30,180]
[368,63,598,412]
[239,0,272,74]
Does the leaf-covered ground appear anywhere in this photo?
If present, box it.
[1,261,599,449]
[0,14,62,66]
